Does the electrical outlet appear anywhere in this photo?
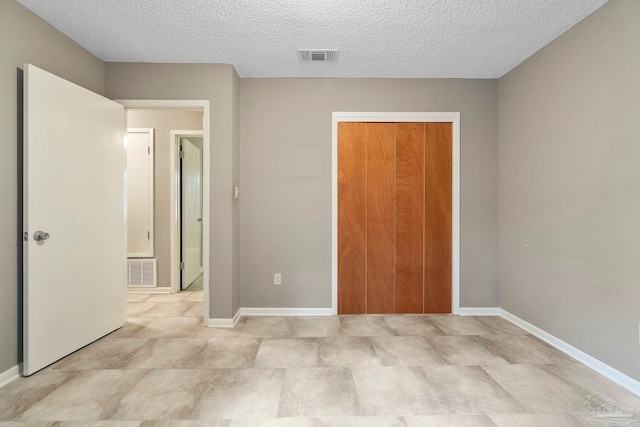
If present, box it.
[274,273,282,286]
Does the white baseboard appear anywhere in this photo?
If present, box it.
[233,308,242,326]
[207,318,234,328]
[459,307,501,316]
[240,307,332,317]
[127,286,171,294]
[0,365,20,389]
[499,309,640,397]
[206,308,242,329]
[207,307,332,325]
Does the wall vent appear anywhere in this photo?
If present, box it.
[127,259,157,287]
[298,49,339,62]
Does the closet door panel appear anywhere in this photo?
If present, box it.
[338,122,367,314]
[424,123,453,313]
[366,123,396,314]
[395,123,425,313]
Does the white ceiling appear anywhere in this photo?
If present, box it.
[17,0,608,78]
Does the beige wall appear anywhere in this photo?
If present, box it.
[498,0,640,380]
[106,63,240,318]
[239,78,499,309]
[127,110,203,287]
[0,1,106,373]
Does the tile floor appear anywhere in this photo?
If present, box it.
[1,289,639,426]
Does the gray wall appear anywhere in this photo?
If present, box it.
[0,0,106,374]
[239,79,499,309]
[127,110,203,287]
[498,0,640,380]
[106,63,240,319]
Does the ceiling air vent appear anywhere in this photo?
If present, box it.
[298,49,339,62]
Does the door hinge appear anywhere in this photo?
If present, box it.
[180,262,185,270]
[179,149,185,159]
[148,146,150,155]
[147,231,150,239]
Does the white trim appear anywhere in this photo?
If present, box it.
[169,130,204,294]
[499,309,640,397]
[126,128,155,258]
[0,365,20,389]
[127,286,171,294]
[206,307,332,327]
[207,308,242,328]
[116,100,207,109]
[207,318,234,328]
[117,100,210,327]
[233,307,242,325]
[331,112,461,316]
[240,307,333,317]
[459,307,501,316]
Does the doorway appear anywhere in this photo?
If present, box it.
[119,100,211,325]
[175,133,204,291]
[331,112,461,316]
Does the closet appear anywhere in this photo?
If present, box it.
[338,122,452,314]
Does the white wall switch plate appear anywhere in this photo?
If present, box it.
[274,273,282,285]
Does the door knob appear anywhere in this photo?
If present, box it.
[33,231,50,241]
[197,218,202,222]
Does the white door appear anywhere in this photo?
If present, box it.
[181,138,202,289]
[126,129,154,257]
[23,64,126,375]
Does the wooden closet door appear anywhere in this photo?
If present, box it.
[339,121,452,315]
[366,123,395,313]
[395,123,425,313]
[424,123,452,313]
[337,122,367,314]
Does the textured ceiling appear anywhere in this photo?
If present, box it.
[17,0,608,78]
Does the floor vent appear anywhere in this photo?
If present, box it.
[298,49,339,62]
[127,259,157,287]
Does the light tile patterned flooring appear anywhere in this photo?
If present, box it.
[1,289,639,426]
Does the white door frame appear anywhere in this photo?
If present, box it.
[170,130,204,293]
[117,100,210,326]
[331,112,461,315]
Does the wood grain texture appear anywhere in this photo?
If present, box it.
[338,122,367,314]
[395,123,425,313]
[366,123,396,314]
[424,123,452,313]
